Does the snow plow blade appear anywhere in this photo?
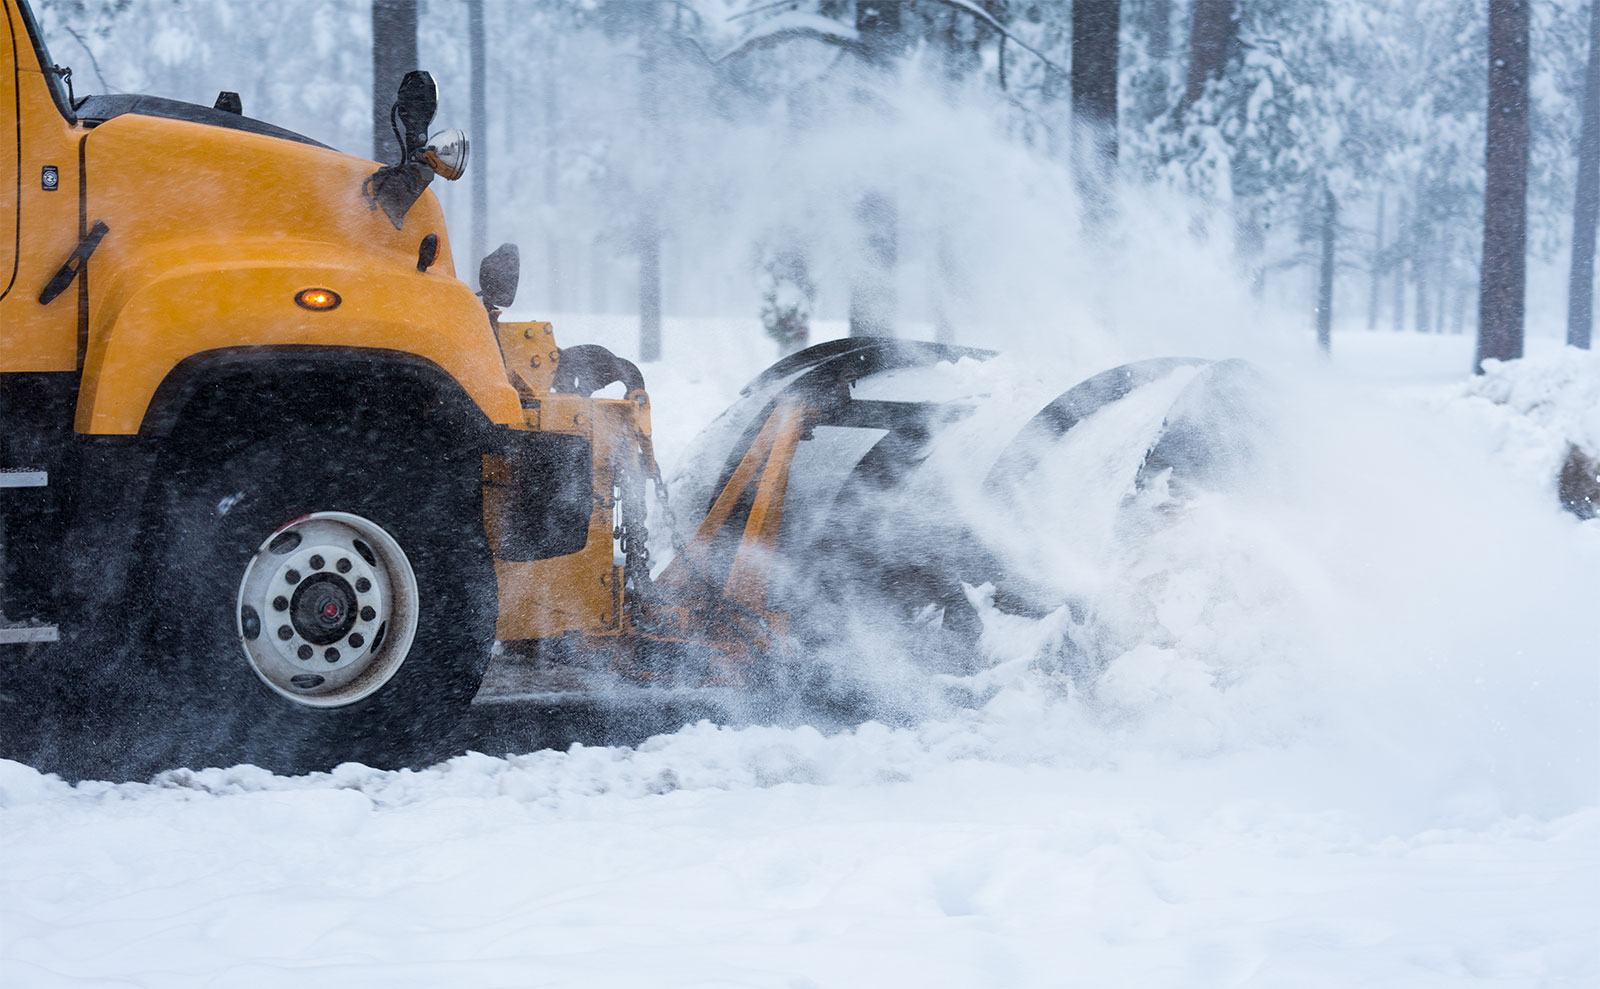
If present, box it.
[665,339,1265,655]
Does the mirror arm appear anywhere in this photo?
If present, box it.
[390,104,407,165]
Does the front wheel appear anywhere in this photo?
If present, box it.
[130,404,496,776]
[235,511,421,709]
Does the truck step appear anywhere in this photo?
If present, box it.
[0,621,59,645]
[0,468,48,488]
[2,470,54,642]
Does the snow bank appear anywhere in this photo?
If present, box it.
[1445,346,1600,510]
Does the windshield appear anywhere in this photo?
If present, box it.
[17,0,78,120]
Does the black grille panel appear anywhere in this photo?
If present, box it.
[494,433,593,561]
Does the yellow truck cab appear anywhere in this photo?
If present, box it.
[0,0,666,775]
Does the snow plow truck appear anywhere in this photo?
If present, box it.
[0,0,1256,775]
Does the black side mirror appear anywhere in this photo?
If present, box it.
[363,69,443,229]
[479,243,520,310]
[395,70,438,159]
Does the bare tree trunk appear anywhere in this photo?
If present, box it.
[1317,185,1336,354]
[1367,191,1385,331]
[1184,0,1235,112]
[1392,197,1407,331]
[850,191,898,337]
[933,230,958,344]
[1568,0,1599,349]
[638,209,662,361]
[1071,0,1120,218]
[761,90,816,352]
[589,241,608,314]
[1435,254,1449,334]
[1451,270,1470,335]
[1415,237,1431,334]
[855,0,906,54]
[637,15,662,361]
[1236,209,1265,298]
[467,0,487,279]
[1477,0,1530,371]
[371,0,418,164]
[544,51,563,312]
[849,1,904,337]
[1142,0,1172,59]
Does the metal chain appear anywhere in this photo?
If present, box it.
[621,423,781,667]
[615,453,653,626]
[645,446,691,569]
[615,423,695,622]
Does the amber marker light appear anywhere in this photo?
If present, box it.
[295,288,341,311]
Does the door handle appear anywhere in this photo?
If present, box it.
[38,220,110,306]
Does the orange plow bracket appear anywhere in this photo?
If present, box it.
[659,399,808,612]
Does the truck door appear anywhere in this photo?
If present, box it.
[0,0,80,374]
[0,2,19,299]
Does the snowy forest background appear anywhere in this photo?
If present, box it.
[31,0,1599,361]
[9,4,1600,982]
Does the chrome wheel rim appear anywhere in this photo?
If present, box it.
[235,512,420,708]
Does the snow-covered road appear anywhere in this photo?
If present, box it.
[4,746,1595,987]
[3,322,1596,987]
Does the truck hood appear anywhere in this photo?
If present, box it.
[80,103,450,270]
[74,93,332,151]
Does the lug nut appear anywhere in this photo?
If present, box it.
[309,554,325,570]
[272,595,288,612]
[336,558,352,573]
[355,577,372,593]
[277,624,293,641]
[285,569,302,585]
[298,644,313,660]
[348,632,364,648]
[324,647,340,663]
[360,606,376,622]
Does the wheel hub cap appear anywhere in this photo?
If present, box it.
[290,574,358,644]
[235,512,420,708]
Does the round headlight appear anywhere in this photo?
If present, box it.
[422,129,469,181]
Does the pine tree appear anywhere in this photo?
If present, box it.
[372,0,418,164]
[1071,0,1120,220]
[1183,0,1235,115]
[1477,0,1530,371]
[1568,0,1599,350]
[848,1,906,337]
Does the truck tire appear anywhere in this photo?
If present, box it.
[129,401,495,776]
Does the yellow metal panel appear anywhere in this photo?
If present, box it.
[724,401,804,608]
[490,405,623,641]
[66,112,521,432]
[76,251,520,433]
[1,1,17,298]
[496,319,558,397]
[0,0,82,372]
